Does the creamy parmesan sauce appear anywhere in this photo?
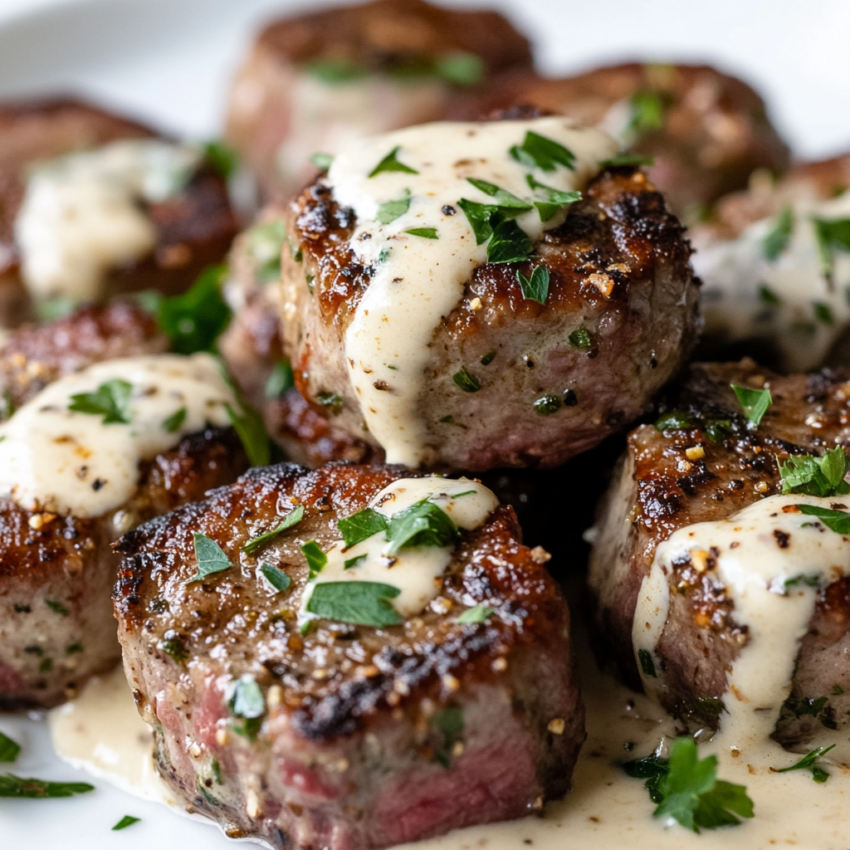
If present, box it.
[0,353,235,517]
[326,118,618,466]
[15,139,201,303]
[301,477,499,619]
[692,191,850,371]
[635,493,850,761]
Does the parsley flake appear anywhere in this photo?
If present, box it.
[0,774,95,799]
[247,220,287,285]
[304,58,368,84]
[68,379,133,424]
[306,581,403,628]
[405,227,439,239]
[534,394,562,416]
[112,815,141,831]
[466,178,532,210]
[628,90,666,135]
[376,189,412,225]
[509,132,576,172]
[812,217,850,281]
[432,707,464,768]
[794,504,850,534]
[385,499,459,554]
[260,563,291,592]
[456,604,496,624]
[774,744,835,782]
[162,406,187,433]
[225,401,271,468]
[46,600,69,617]
[487,218,533,264]
[228,675,265,741]
[780,446,850,497]
[568,327,592,350]
[369,146,418,177]
[638,648,657,677]
[730,384,772,428]
[266,359,294,399]
[189,532,232,583]
[599,152,655,168]
[301,541,327,578]
[525,174,581,221]
[516,266,550,303]
[763,207,794,261]
[337,508,389,548]
[202,140,239,180]
[0,731,20,763]
[243,505,305,555]
[434,51,484,86]
[310,152,334,170]
[452,368,481,393]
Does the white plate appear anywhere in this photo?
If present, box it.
[1,0,849,848]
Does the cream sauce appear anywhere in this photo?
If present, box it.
[15,139,201,303]
[301,477,499,619]
[635,493,850,761]
[692,191,850,371]
[49,628,850,849]
[327,118,618,466]
[0,353,235,517]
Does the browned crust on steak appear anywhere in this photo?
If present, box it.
[113,462,582,848]
[0,427,248,710]
[453,62,791,217]
[281,162,699,470]
[589,360,850,747]
[0,97,237,326]
[0,300,167,414]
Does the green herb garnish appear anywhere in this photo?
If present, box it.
[158,634,188,665]
[228,675,265,741]
[337,508,389,548]
[202,140,239,180]
[456,604,496,624]
[405,227,438,239]
[301,541,327,578]
[730,384,772,428]
[534,394,562,416]
[599,152,655,168]
[759,285,782,305]
[814,302,834,324]
[315,391,343,414]
[480,351,496,366]
[0,732,20,763]
[243,505,305,555]
[306,581,402,627]
[0,774,95,798]
[432,707,464,768]
[247,220,287,285]
[376,189,412,225]
[516,266,550,304]
[487,218,534,264]
[310,152,334,170]
[386,499,459,554]
[260,563,291,592]
[568,327,592,350]
[525,174,581,220]
[162,406,187,433]
[369,146,418,177]
[812,217,850,281]
[45,600,69,617]
[344,554,367,570]
[304,58,368,84]
[453,368,481,393]
[774,744,835,783]
[112,815,141,831]
[466,178,532,210]
[509,132,576,172]
[189,532,232,583]
[68,379,132,424]
[266,359,294,399]
[157,264,231,355]
[434,51,484,86]
[225,401,271,468]
[628,90,666,135]
[780,446,850,496]
[638,648,657,677]
[763,207,794,261]
[794,504,850,534]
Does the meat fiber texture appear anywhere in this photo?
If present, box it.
[452,62,791,221]
[0,304,249,709]
[0,97,238,327]
[114,462,582,850]
[281,163,699,472]
[225,0,533,199]
[589,360,850,748]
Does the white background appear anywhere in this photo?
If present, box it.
[0,0,848,848]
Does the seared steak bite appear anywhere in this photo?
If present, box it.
[455,62,790,219]
[225,0,532,198]
[0,97,237,327]
[589,360,850,752]
[281,116,699,471]
[113,463,583,850]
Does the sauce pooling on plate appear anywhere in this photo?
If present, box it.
[0,353,235,517]
[326,117,618,466]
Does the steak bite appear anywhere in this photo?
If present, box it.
[589,360,850,755]
[455,62,790,219]
[0,323,250,709]
[225,0,533,198]
[0,97,238,327]
[113,463,583,850]
[281,116,699,471]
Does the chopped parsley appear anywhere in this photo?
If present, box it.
[814,301,834,324]
[568,327,592,350]
[225,400,271,468]
[68,379,133,425]
[480,351,497,366]
[456,604,496,624]
[337,508,389,548]
[310,152,334,170]
[247,220,287,285]
[45,600,69,617]
[266,359,294,399]
[774,744,835,783]
[158,633,188,665]
[0,731,20,763]
[385,499,459,555]
[301,541,327,578]
[779,446,850,497]
[202,139,239,180]
[525,174,581,220]
[486,219,534,264]
[304,57,368,84]
[759,285,782,305]
[509,131,576,172]
[466,178,532,210]
[638,648,657,678]
[162,406,187,433]
[189,532,232,583]
[305,581,403,628]
[516,266,550,304]
[344,554,367,570]
[730,384,772,428]
[599,152,655,168]
[624,737,754,832]
[157,264,232,355]
[376,189,412,224]
[628,90,666,135]
[432,707,464,768]
[315,391,343,414]
[260,563,291,593]
[405,227,438,239]
[228,675,265,741]
[762,207,794,261]
[0,774,95,798]
[369,146,418,177]
[794,504,850,534]
[453,368,481,393]
[433,51,484,86]
[534,394,562,416]
[243,505,305,556]
[112,815,141,831]
[812,216,850,280]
